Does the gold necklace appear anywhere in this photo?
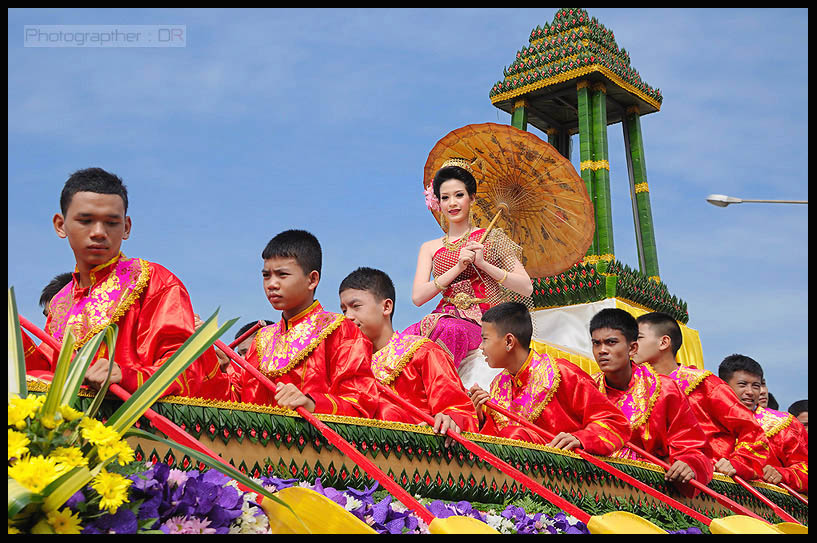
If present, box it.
[442,227,473,251]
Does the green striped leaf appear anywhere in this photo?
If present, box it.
[61,325,119,410]
[8,287,27,400]
[39,329,77,420]
[8,477,43,518]
[105,310,237,435]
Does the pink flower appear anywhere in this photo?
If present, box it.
[424,185,440,212]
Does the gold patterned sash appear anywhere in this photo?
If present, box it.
[669,365,712,396]
[371,333,429,385]
[256,309,345,378]
[46,254,151,350]
[754,406,795,439]
[489,351,561,430]
[593,363,660,431]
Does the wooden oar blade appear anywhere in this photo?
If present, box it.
[260,487,377,534]
[429,515,499,534]
[708,515,784,534]
[586,511,668,534]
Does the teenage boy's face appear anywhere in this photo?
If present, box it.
[633,323,662,365]
[339,288,390,342]
[262,257,317,312]
[758,381,769,408]
[726,370,762,410]
[480,322,510,369]
[54,191,131,270]
[591,327,637,375]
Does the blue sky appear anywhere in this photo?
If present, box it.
[8,8,808,410]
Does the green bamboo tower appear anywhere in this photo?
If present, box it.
[489,7,662,283]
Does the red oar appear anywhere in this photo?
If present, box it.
[374,383,669,533]
[618,429,801,524]
[482,400,713,526]
[212,339,440,527]
[779,483,807,506]
[18,316,256,495]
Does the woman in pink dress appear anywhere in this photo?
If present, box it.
[405,159,533,368]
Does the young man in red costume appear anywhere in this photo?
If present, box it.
[236,230,378,418]
[24,167,230,400]
[634,312,770,481]
[338,267,479,439]
[590,308,713,492]
[720,355,808,493]
[468,302,632,455]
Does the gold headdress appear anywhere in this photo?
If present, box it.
[440,157,473,173]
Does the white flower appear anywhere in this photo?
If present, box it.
[344,496,363,512]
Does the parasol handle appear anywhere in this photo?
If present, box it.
[477,203,508,244]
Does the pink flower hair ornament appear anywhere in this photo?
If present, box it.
[424,185,440,212]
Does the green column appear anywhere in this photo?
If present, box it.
[511,99,528,131]
[625,106,660,280]
[591,82,614,261]
[576,80,597,259]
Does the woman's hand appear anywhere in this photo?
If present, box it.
[463,240,485,268]
[458,246,476,270]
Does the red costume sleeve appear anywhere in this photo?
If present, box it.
[378,341,479,432]
[554,361,632,456]
[116,265,230,400]
[689,377,769,480]
[23,263,230,401]
[239,320,379,419]
[767,417,809,493]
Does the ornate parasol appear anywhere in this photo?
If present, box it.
[424,122,595,278]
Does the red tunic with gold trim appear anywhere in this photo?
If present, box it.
[481,351,632,456]
[593,363,714,491]
[669,365,770,480]
[25,253,230,400]
[373,332,479,432]
[755,406,809,493]
[238,300,378,418]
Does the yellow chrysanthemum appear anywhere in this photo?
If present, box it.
[8,429,30,461]
[7,395,44,429]
[79,417,120,446]
[47,508,83,535]
[51,446,88,470]
[40,413,62,430]
[91,470,132,513]
[8,455,61,493]
[97,439,135,466]
[57,404,84,422]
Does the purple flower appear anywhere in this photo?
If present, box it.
[83,508,138,534]
[65,489,86,510]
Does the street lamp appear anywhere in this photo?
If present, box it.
[706,194,808,208]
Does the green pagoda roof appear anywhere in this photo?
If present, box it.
[490,8,662,134]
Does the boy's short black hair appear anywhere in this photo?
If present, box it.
[718,354,764,382]
[589,308,638,343]
[261,229,322,277]
[339,267,396,321]
[766,392,779,411]
[39,272,74,311]
[481,302,532,349]
[60,167,129,215]
[636,312,683,356]
[788,399,808,417]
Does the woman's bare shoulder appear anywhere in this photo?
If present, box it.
[420,236,445,254]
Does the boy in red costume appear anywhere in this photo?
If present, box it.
[635,312,770,480]
[591,308,713,491]
[25,168,230,400]
[469,302,631,455]
[720,355,808,493]
[338,267,479,439]
[237,230,378,417]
